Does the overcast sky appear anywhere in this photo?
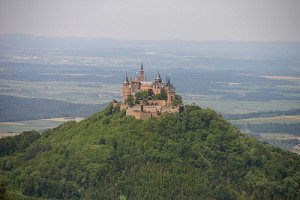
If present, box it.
[0,0,299,41]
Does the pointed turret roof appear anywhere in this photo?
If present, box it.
[155,70,162,83]
[141,63,144,70]
[165,75,172,87]
[123,73,129,85]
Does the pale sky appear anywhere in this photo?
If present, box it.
[0,0,299,41]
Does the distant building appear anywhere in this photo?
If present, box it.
[119,64,181,119]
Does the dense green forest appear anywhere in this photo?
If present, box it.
[0,104,299,199]
[0,131,40,157]
[0,95,106,122]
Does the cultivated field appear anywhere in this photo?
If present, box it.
[230,115,300,124]
[0,117,83,133]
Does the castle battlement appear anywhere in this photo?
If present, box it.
[119,64,182,119]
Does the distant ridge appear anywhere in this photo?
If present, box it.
[0,95,106,122]
[1,33,299,53]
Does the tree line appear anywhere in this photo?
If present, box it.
[0,104,299,199]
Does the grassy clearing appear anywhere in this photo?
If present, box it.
[0,132,20,138]
[230,115,300,124]
[0,119,67,132]
[43,117,84,122]
[260,133,300,140]
[0,79,120,104]
[184,99,300,114]
[0,117,84,137]
[259,133,300,155]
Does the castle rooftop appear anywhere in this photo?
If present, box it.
[119,64,182,120]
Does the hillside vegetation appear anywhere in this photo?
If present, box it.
[0,104,299,199]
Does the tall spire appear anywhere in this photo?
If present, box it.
[123,73,129,85]
[166,75,171,85]
[155,69,162,83]
[139,63,145,81]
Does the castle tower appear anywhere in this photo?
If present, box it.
[122,73,130,101]
[166,77,175,105]
[165,76,171,86]
[155,70,162,84]
[167,89,175,105]
[139,63,145,81]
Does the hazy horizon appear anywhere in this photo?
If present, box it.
[3,33,300,42]
[0,0,300,41]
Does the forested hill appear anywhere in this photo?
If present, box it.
[0,104,299,199]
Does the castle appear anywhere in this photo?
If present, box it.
[119,64,181,119]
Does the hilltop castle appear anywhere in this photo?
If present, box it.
[119,64,182,119]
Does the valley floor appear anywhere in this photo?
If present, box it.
[0,117,84,137]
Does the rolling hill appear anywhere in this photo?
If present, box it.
[0,103,299,199]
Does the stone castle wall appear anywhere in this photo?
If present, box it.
[121,65,179,120]
[126,107,160,120]
[147,100,166,106]
[122,103,179,120]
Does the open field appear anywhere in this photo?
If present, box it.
[260,132,300,140]
[184,99,300,114]
[259,133,300,155]
[261,76,300,82]
[43,117,84,122]
[0,79,120,104]
[0,117,83,133]
[230,115,300,124]
[0,132,20,138]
